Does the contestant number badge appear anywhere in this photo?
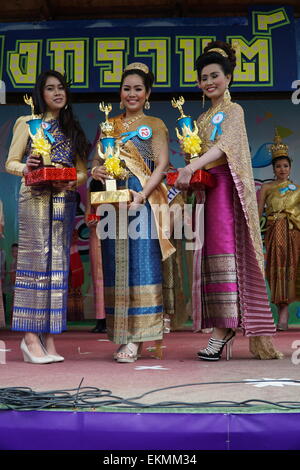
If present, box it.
[211,112,224,126]
[210,111,225,141]
[137,125,152,140]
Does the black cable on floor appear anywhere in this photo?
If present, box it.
[1,379,300,411]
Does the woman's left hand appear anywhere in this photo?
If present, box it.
[129,190,146,210]
[174,167,193,190]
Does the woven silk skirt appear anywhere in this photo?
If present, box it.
[101,176,163,344]
[200,164,240,329]
[12,184,76,334]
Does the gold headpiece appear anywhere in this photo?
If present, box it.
[207,48,228,58]
[271,128,289,159]
[124,62,149,74]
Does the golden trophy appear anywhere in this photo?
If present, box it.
[91,102,132,205]
[23,95,76,186]
[168,96,216,189]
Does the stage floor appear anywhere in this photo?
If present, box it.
[1,327,300,411]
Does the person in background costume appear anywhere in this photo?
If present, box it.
[67,228,85,321]
[85,178,106,333]
[258,130,300,330]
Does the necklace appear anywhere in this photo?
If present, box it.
[122,113,144,130]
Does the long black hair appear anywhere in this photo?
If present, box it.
[195,40,237,86]
[32,70,90,161]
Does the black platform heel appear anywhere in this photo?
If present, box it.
[197,329,236,361]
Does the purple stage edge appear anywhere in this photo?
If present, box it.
[0,411,300,450]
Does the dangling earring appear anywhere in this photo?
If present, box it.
[224,87,231,104]
[119,101,124,110]
[202,93,205,109]
[144,99,150,110]
[64,104,68,110]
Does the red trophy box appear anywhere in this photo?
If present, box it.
[166,169,216,190]
[25,167,77,186]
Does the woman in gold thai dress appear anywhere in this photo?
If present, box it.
[175,41,281,361]
[91,63,174,362]
[258,132,300,330]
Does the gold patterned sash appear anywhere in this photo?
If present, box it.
[112,116,175,261]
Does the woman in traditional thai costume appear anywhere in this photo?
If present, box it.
[258,132,300,331]
[175,41,281,361]
[6,70,89,363]
[85,178,106,333]
[91,62,174,362]
[162,188,190,332]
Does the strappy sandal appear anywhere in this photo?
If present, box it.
[197,329,236,361]
[113,343,143,361]
[115,343,141,363]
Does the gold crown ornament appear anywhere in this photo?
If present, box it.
[271,128,289,159]
[124,62,149,74]
[207,48,228,58]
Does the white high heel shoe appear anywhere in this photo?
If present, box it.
[46,353,64,362]
[20,339,53,364]
[39,335,64,362]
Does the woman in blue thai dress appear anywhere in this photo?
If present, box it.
[91,63,174,362]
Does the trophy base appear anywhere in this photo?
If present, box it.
[166,169,216,189]
[91,189,132,205]
[25,167,77,186]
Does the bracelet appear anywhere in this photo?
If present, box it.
[186,165,194,175]
[91,166,98,176]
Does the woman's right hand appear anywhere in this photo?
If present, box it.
[92,165,110,184]
[23,154,42,175]
[174,166,193,190]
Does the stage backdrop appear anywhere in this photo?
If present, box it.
[0,96,300,323]
[0,5,297,94]
[0,5,300,322]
